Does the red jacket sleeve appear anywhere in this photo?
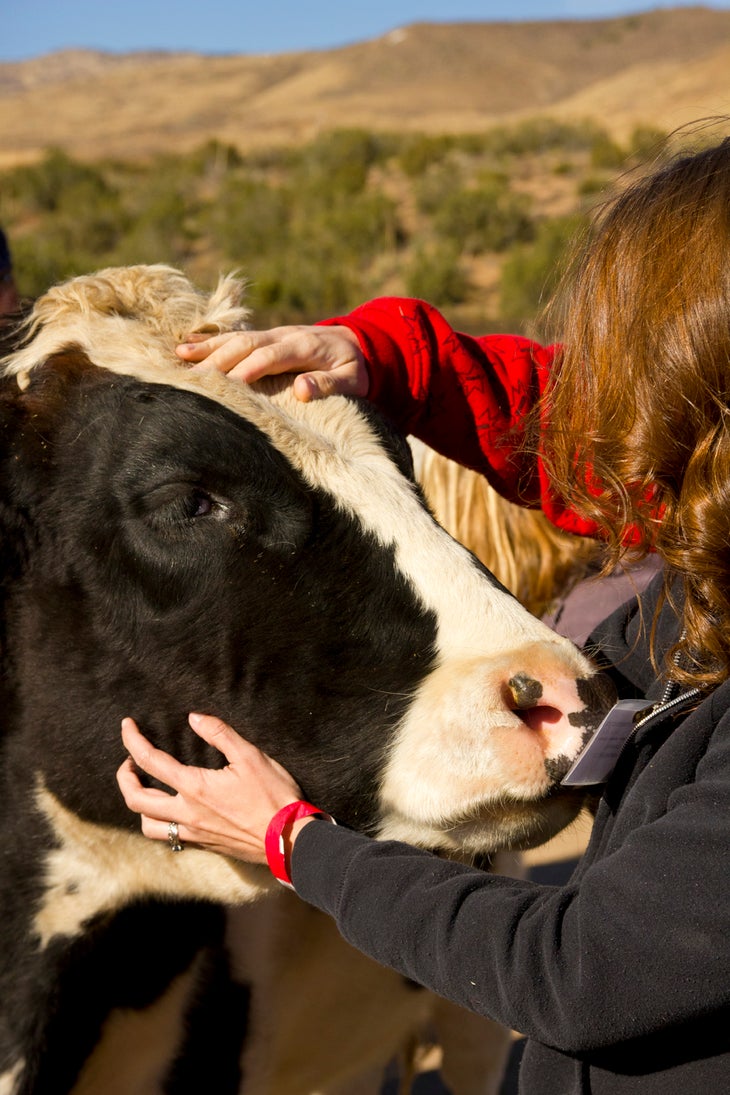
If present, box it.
[318,297,598,536]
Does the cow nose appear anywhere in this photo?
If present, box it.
[506,669,616,737]
[508,673,544,710]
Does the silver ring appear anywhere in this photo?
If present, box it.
[168,821,184,853]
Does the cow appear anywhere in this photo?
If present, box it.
[0,266,614,1095]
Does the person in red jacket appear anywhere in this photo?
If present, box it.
[118,137,730,1093]
[177,299,597,537]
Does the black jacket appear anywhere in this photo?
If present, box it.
[292,574,730,1093]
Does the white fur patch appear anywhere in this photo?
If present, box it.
[0,1060,23,1095]
[69,956,204,1095]
[33,783,272,949]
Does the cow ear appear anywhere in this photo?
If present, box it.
[0,350,104,568]
[0,372,45,582]
[1,348,103,435]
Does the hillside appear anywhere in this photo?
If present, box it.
[1,7,729,166]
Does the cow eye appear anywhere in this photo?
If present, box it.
[183,489,219,519]
[133,481,233,529]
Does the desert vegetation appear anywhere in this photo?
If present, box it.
[1,118,670,334]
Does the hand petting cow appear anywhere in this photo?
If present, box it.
[0,267,614,1095]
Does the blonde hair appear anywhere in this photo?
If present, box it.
[414,442,598,619]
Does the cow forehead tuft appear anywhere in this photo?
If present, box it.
[2,264,250,379]
[3,266,508,642]
[2,263,410,515]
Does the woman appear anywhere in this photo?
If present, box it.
[118,138,730,1093]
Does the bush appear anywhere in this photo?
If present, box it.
[59,177,128,254]
[414,162,466,217]
[11,233,82,297]
[293,129,385,197]
[627,125,669,163]
[499,213,586,325]
[246,248,358,323]
[577,174,609,197]
[399,134,457,177]
[590,133,626,170]
[483,118,609,158]
[204,175,292,264]
[432,179,534,254]
[0,122,636,325]
[3,148,112,214]
[405,244,469,306]
[186,139,243,177]
[296,191,403,263]
[111,186,196,266]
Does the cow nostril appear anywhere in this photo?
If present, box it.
[508,673,544,710]
[516,704,564,732]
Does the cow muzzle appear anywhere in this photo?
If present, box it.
[506,667,617,774]
[378,650,616,854]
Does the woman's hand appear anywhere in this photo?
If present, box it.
[176,325,369,403]
[117,713,304,863]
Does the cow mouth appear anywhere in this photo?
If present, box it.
[432,782,590,855]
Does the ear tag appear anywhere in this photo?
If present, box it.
[561,698,650,786]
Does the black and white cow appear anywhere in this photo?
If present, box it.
[0,267,614,1095]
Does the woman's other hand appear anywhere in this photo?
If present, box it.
[117,713,304,863]
[176,325,369,403]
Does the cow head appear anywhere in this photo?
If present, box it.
[0,267,614,926]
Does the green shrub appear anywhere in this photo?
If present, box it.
[246,248,358,323]
[499,213,586,325]
[57,177,128,254]
[295,191,403,263]
[3,148,112,214]
[186,139,243,176]
[11,233,83,297]
[578,175,608,197]
[483,118,609,158]
[414,162,466,217]
[399,134,457,177]
[0,122,637,325]
[627,125,669,162]
[433,180,534,254]
[204,176,292,264]
[111,185,196,266]
[293,128,385,196]
[405,244,469,306]
[590,133,626,170]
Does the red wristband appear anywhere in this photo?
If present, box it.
[265,800,334,888]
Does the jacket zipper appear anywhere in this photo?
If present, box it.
[609,633,703,774]
[592,685,704,790]
[633,634,703,731]
[632,685,703,732]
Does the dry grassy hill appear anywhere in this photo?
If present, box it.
[1,7,729,166]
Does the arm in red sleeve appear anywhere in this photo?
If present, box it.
[318,297,596,536]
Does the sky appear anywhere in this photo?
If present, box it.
[3,0,730,62]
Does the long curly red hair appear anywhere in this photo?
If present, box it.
[542,133,730,687]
